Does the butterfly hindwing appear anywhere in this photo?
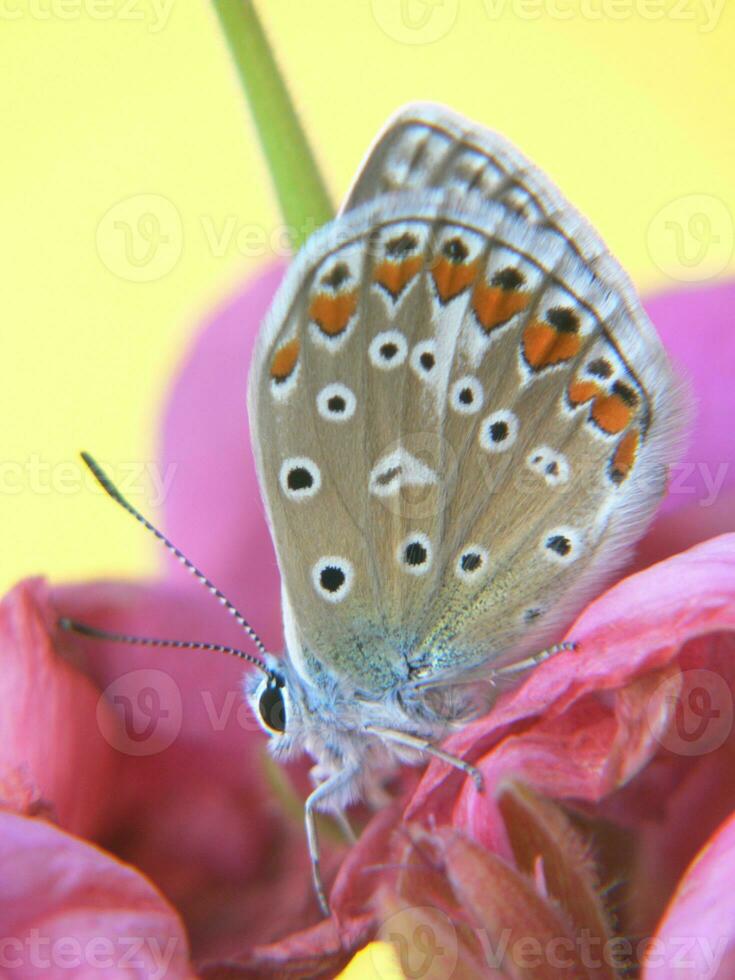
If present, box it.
[249,105,686,695]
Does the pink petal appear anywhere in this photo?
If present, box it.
[0,811,192,979]
[54,578,265,747]
[602,632,735,935]
[0,580,117,838]
[53,578,318,959]
[639,282,735,564]
[159,265,286,654]
[645,281,735,519]
[452,666,677,856]
[637,489,735,571]
[643,810,735,979]
[408,533,735,824]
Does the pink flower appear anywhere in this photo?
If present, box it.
[1,270,733,977]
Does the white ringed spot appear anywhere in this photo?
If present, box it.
[410,339,438,380]
[396,533,432,576]
[449,376,484,415]
[311,556,354,603]
[369,330,408,370]
[279,457,321,501]
[541,527,582,565]
[316,382,356,422]
[479,410,519,453]
[454,545,490,583]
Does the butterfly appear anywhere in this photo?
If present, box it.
[67,104,686,916]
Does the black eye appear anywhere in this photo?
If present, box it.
[259,682,286,734]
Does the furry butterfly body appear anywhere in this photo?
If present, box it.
[246,104,686,909]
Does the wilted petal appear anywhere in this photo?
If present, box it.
[498,783,621,980]
[435,827,592,979]
[0,811,192,979]
[643,811,735,979]
[376,890,490,979]
[199,916,373,979]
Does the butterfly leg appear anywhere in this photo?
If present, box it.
[309,764,357,844]
[304,767,360,916]
[490,641,578,680]
[366,725,484,791]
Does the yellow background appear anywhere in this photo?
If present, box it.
[2,3,734,974]
[3,0,734,598]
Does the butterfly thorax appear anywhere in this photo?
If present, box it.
[247,650,480,807]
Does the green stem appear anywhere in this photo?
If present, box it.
[212,0,334,251]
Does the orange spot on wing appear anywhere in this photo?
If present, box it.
[472,283,530,333]
[591,393,634,435]
[270,338,300,382]
[374,256,423,298]
[522,320,581,370]
[610,429,640,482]
[567,379,601,406]
[309,290,358,337]
[431,257,479,304]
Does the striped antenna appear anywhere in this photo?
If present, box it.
[59,618,272,675]
[79,451,271,671]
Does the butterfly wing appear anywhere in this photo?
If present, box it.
[249,105,687,695]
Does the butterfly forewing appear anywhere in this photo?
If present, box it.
[249,105,685,696]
